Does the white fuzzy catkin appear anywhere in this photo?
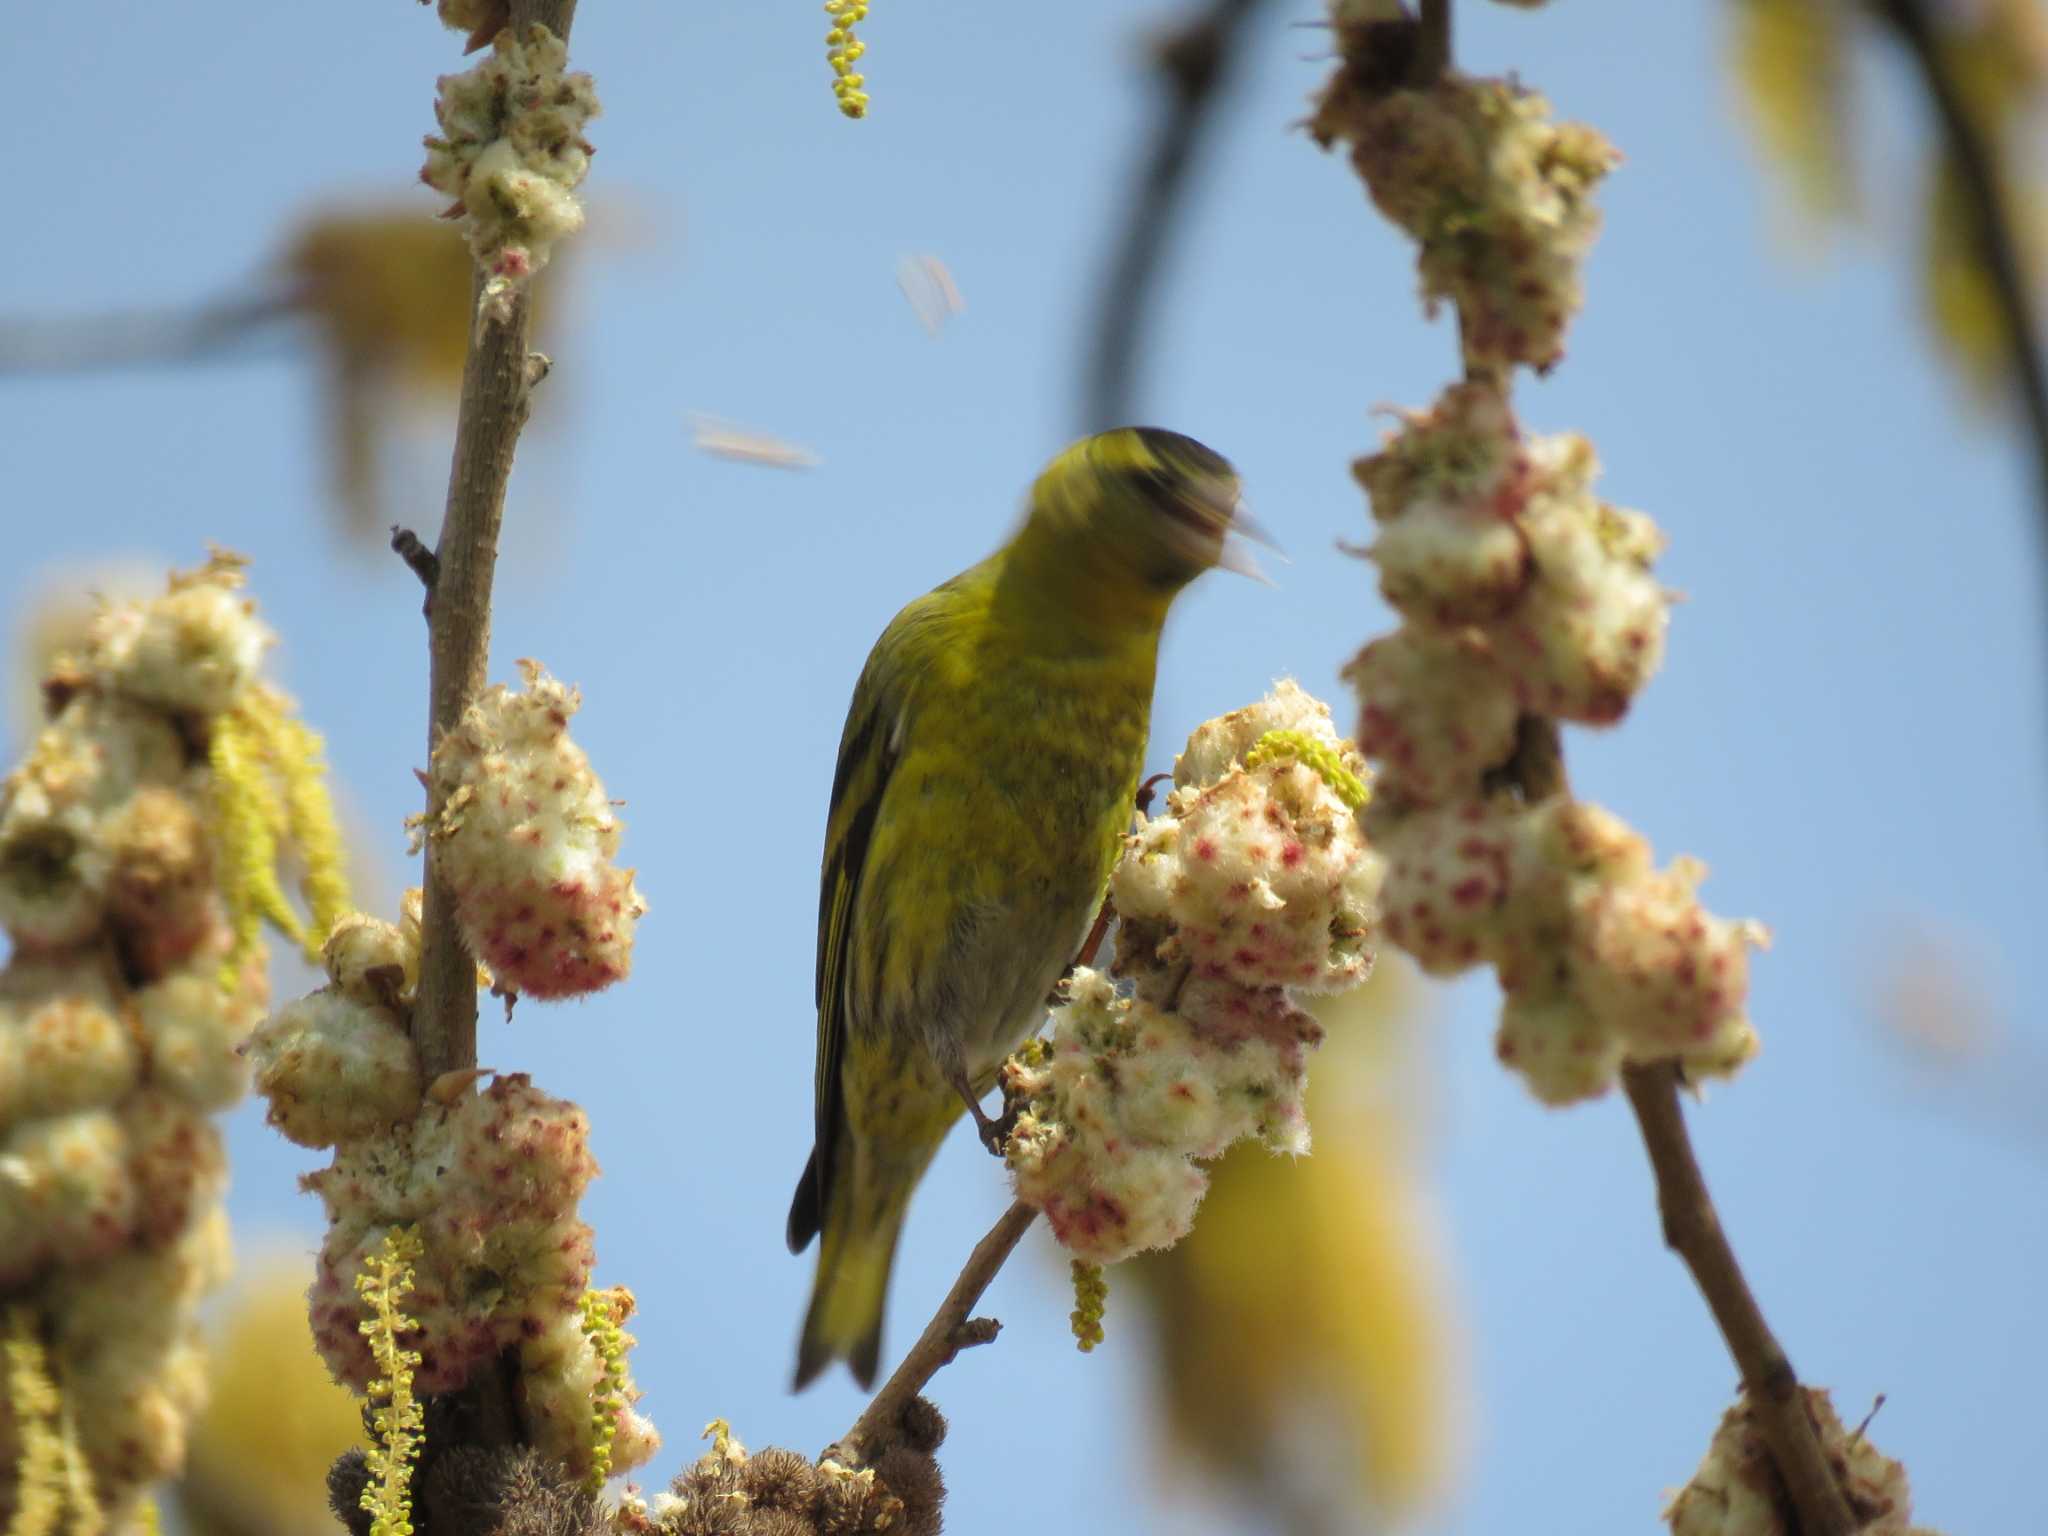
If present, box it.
[1004,682,1382,1266]
[421,660,645,1000]
[0,556,284,1522]
[250,893,658,1481]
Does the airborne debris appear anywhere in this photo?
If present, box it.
[688,415,821,470]
[896,254,965,336]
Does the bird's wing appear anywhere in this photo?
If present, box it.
[808,577,974,1231]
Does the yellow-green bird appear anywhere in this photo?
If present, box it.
[788,427,1254,1389]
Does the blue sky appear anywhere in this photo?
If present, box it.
[7,2,2045,1532]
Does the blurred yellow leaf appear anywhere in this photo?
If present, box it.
[1730,0,1855,230]
[175,1256,364,1536]
[1124,962,1465,1530]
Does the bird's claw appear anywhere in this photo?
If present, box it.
[970,1102,1017,1158]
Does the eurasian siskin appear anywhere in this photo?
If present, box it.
[787,427,1254,1389]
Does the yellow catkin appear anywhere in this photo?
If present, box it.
[271,711,352,949]
[4,1309,66,1536]
[1245,729,1372,810]
[206,690,354,985]
[208,706,305,984]
[356,1229,427,1536]
[824,0,870,118]
[56,1397,102,1536]
[579,1289,632,1492]
[1069,1261,1108,1352]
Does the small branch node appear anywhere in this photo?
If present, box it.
[391,525,441,597]
[944,1317,1002,1359]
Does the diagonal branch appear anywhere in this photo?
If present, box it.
[828,1201,1039,1467]
[1622,1064,1856,1536]
[1507,718,1853,1534]
[1081,0,1273,431]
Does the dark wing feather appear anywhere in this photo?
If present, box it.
[786,651,902,1254]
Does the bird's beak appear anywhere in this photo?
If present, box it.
[1218,500,1286,586]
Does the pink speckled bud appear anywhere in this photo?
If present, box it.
[1571,856,1767,1079]
[1344,626,1519,807]
[1494,984,1624,1105]
[1371,799,1519,977]
[451,1072,599,1220]
[1478,435,1668,724]
[1355,381,1532,626]
[426,662,645,1000]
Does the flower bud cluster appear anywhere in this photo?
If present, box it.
[420,24,599,324]
[1664,1390,1936,1535]
[1333,380,1762,1104]
[245,909,657,1482]
[1311,62,1618,374]
[1001,683,1383,1265]
[656,1408,947,1536]
[1317,26,1767,1105]
[0,555,330,1525]
[419,660,645,1000]
[1348,381,1667,737]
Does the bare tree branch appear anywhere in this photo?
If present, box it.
[413,0,582,1084]
[1622,1064,1857,1536]
[828,1201,1039,1467]
[1504,718,1853,1535]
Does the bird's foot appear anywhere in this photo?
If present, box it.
[970,1102,1018,1158]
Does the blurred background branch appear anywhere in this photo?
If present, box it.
[1868,0,2048,535]
[1080,0,1273,431]
[0,291,300,373]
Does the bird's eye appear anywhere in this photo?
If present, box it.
[1113,429,1237,533]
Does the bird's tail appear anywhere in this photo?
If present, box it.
[793,1186,909,1392]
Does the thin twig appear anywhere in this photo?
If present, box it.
[413,0,582,1084]
[1081,0,1272,431]
[1622,1064,1857,1536]
[1868,0,2048,531]
[828,1201,1039,1467]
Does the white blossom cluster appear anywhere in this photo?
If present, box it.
[1002,683,1383,1264]
[420,24,600,324]
[246,900,658,1482]
[1344,382,1766,1105]
[419,659,645,1000]
[1665,1391,1939,1536]
[0,557,286,1524]
[1311,63,1618,375]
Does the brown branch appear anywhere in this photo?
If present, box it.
[828,1201,1039,1467]
[1622,1064,1857,1536]
[1081,0,1272,431]
[1495,720,1850,1530]
[413,0,581,1084]
[1412,0,1451,87]
[1868,0,2048,532]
